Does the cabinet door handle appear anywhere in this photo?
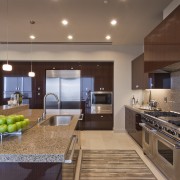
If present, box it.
[79,114,84,121]
[101,115,103,118]
[136,85,139,88]
[64,135,77,164]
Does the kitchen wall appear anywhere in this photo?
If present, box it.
[142,71,180,113]
[0,44,143,132]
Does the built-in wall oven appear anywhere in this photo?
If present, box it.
[90,91,113,114]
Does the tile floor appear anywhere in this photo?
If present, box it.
[80,131,167,180]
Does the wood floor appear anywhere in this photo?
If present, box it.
[80,150,157,180]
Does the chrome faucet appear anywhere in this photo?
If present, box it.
[41,93,60,121]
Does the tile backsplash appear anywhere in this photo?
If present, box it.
[143,71,180,112]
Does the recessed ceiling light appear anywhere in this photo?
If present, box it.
[106,35,111,40]
[62,19,68,26]
[110,19,117,26]
[29,35,36,40]
[104,0,108,4]
[68,35,73,40]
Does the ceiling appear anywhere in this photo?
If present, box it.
[0,0,173,45]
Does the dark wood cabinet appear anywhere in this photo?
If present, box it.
[132,54,171,89]
[94,63,113,91]
[125,107,142,147]
[148,73,170,89]
[0,163,63,180]
[0,61,113,109]
[84,114,113,130]
[0,61,3,105]
[132,54,148,89]
[144,5,180,72]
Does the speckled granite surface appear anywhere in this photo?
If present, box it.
[125,105,146,114]
[0,109,81,163]
[0,104,29,115]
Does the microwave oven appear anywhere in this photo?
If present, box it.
[90,91,113,114]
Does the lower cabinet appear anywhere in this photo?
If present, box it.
[0,163,63,180]
[84,114,113,130]
[125,107,142,147]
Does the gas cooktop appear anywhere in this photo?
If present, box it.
[143,111,180,141]
[144,111,180,127]
[158,116,180,126]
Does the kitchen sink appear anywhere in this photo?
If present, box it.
[40,115,73,126]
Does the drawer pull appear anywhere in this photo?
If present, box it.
[64,135,77,164]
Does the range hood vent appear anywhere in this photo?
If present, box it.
[161,61,180,72]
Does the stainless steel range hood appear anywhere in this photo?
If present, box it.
[161,61,180,72]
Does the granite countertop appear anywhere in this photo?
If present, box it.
[125,105,163,114]
[125,105,146,114]
[0,109,81,163]
[0,104,29,115]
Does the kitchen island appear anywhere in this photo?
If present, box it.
[0,108,81,179]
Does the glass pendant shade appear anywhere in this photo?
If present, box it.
[2,0,12,71]
[28,71,35,77]
[2,63,12,71]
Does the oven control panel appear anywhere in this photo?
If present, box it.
[142,114,180,142]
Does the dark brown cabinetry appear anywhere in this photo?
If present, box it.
[93,63,113,91]
[144,5,180,72]
[132,54,171,89]
[148,73,170,89]
[0,61,113,109]
[84,114,113,130]
[132,54,148,89]
[125,107,142,147]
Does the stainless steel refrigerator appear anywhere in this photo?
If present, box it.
[46,70,81,109]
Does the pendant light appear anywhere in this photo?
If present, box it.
[28,20,35,77]
[2,0,12,71]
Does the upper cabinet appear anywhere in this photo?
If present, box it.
[132,54,148,89]
[81,62,113,92]
[144,5,180,72]
[94,62,113,91]
[132,54,171,89]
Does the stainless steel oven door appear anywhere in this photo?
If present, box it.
[152,131,180,180]
[140,123,155,159]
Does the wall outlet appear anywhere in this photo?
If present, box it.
[164,97,168,103]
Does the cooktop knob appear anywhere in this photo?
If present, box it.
[167,129,175,135]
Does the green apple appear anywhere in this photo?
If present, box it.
[0,117,7,125]
[24,118,30,126]
[0,124,8,133]
[15,115,21,122]
[21,120,27,128]
[7,124,17,133]
[19,115,24,121]
[16,122,22,130]
[11,115,17,122]
[6,116,16,125]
